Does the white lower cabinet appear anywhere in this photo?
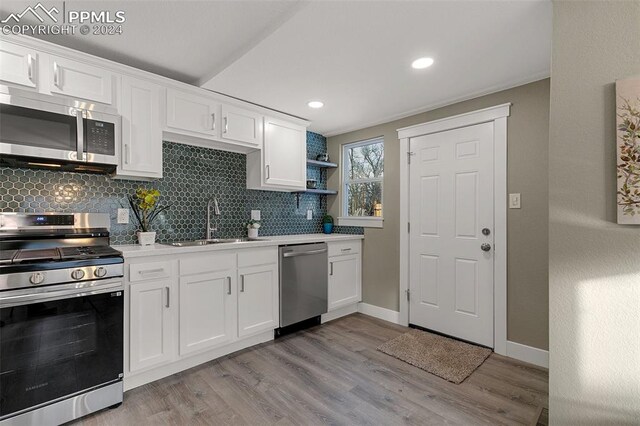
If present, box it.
[179,270,236,355]
[128,279,175,373]
[238,263,278,337]
[328,242,362,311]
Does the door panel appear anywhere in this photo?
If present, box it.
[166,89,219,137]
[328,254,361,311]
[238,264,278,337]
[49,56,113,104]
[221,105,262,147]
[179,271,236,355]
[263,117,306,189]
[409,122,494,347]
[0,42,37,89]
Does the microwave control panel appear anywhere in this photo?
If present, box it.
[85,120,115,155]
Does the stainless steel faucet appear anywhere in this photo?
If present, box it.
[206,197,221,240]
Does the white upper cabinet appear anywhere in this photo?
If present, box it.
[246,116,307,191]
[0,41,37,89]
[166,88,220,138]
[119,76,163,179]
[48,55,114,104]
[220,104,262,147]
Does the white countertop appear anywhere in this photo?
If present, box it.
[115,233,364,258]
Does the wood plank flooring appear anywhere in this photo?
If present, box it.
[74,314,548,425]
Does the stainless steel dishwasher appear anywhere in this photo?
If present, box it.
[279,243,328,330]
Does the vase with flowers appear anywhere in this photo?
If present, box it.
[127,188,171,245]
[247,219,261,239]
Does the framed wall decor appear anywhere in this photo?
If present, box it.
[616,76,640,224]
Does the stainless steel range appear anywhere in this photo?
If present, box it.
[0,213,124,426]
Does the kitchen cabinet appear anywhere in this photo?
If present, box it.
[179,270,237,356]
[48,55,114,104]
[166,88,220,138]
[220,104,262,147]
[129,279,175,372]
[246,116,307,191]
[0,41,37,89]
[238,263,278,338]
[328,241,362,311]
[118,76,163,179]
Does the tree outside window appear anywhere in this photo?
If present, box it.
[343,137,384,217]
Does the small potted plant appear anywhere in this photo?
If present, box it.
[247,219,261,239]
[128,188,171,245]
[322,214,334,234]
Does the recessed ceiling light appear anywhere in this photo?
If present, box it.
[411,57,434,69]
[307,100,324,109]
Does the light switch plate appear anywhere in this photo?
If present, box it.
[117,208,129,224]
[306,209,313,220]
[251,210,261,221]
[509,193,521,209]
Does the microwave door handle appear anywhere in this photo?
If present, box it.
[76,110,84,161]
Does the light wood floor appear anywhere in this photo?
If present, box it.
[74,314,548,425]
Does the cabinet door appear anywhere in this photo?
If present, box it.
[328,254,362,311]
[238,264,278,337]
[220,104,262,147]
[0,42,37,89]
[179,270,236,356]
[119,76,163,178]
[49,56,113,104]
[263,117,306,190]
[129,280,174,372]
[166,89,220,137]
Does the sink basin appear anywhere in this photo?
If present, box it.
[169,238,259,247]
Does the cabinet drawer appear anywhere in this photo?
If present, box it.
[129,261,172,282]
[179,252,237,275]
[238,247,277,268]
[328,240,361,257]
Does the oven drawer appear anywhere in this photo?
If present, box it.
[129,261,172,282]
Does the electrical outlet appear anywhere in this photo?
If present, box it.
[251,210,261,221]
[509,193,521,209]
[117,208,129,224]
[306,209,313,220]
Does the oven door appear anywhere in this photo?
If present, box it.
[0,279,124,420]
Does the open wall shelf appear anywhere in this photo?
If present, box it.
[296,188,338,195]
[307,159,338,168]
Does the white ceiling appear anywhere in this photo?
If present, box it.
[3,1,552,136]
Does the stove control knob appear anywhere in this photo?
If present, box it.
[94,267,107,278]
[71,269,85,280]
[30,272,45,285]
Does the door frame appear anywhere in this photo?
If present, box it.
[397,103,510,355]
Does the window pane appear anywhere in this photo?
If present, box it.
[347,142,384,180]
[347,182,383,217]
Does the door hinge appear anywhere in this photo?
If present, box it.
[407,151,416,164]
[407,222,410,233]
[406,289,411,301]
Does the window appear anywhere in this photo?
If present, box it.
[340,137,384,228]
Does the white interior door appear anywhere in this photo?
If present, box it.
[409,122,495,347]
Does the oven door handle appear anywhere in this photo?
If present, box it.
[0,278,123,308]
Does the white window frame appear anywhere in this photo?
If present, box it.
[338,137,384,228]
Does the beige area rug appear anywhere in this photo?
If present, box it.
[377,329,492,384]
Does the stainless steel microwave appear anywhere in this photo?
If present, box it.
[0,86,121,173]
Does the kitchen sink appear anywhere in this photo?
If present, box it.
[169,238,259,247]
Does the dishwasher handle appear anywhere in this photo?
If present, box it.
[282,248,327,258]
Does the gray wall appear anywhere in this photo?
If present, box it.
[328,79,550,350]
[549,1,640,424]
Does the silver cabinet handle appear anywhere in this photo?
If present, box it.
[53,61,60,88]
[139,268,163,275]
[211,113,215,131]
[227,276,231,295]
[76,109,84,161]
[224,116,228,133]
[265,165,270,180]
[27,54,34,83]
[282,248,328,258]
[165,286,170,308]
[240,275,245,292]
[330,262,334,276]
[124,144,130,165]
[341,248,352,252]
[481,243,492,252]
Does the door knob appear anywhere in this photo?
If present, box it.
[480,243,492,252]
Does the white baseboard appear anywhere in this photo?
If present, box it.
[321,304,358,323]
[358,302,401,324]
[506,340,549,369]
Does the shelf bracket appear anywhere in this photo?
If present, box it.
[295,193,301,208]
